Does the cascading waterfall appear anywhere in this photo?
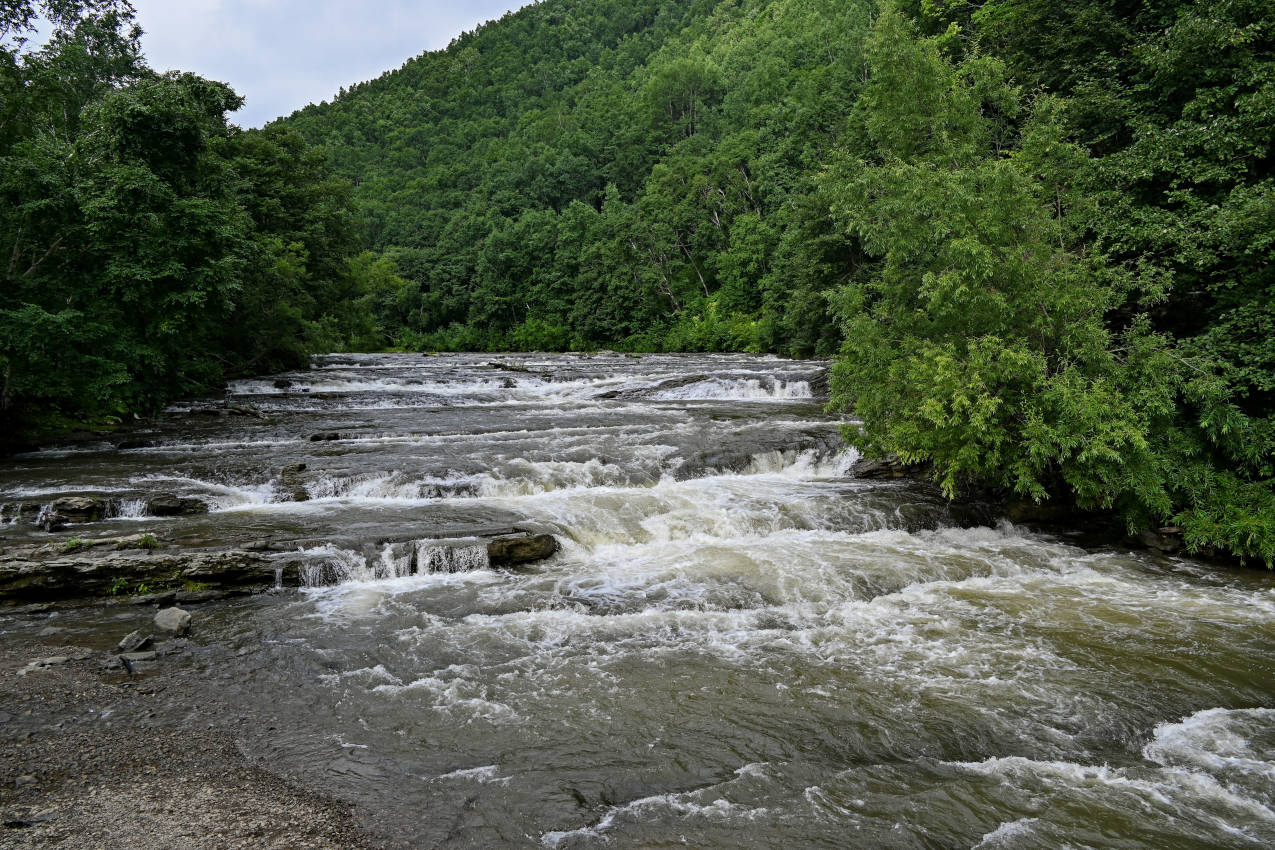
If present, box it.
[294,540,492,587]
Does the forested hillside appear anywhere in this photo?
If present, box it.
[280,0,869,353]
[282,0,1274,563]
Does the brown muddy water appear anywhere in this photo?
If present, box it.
[2,353,1274,848]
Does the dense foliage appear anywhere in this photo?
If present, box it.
[0,0,370,440]
[280,0,1274,563]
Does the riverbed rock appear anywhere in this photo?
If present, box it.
[175,588,230,604]
[154,607,191,636]
[146,494,210,516]
[120,650,158,663]
[18,656,70,675]
[273,379,293,389]
[487,534,558,567]
[280,463,310,502]
[0,502,40,524]
[808,368,831,398]
[487,360,532,373]
[49,496,106,523]
[1138,527,1184,554]
[848,457,932,481]
[0,550,278,602]
[39,512,67,532]
[117,630,152,652]
[36,532,165,554]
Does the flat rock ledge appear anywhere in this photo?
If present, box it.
[0,531,561,604]
[848,456,933,481]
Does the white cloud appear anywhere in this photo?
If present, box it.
[130,0,528,127]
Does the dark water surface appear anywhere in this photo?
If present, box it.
[3,353,1274,848]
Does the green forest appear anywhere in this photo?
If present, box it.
[3,0,1273,564]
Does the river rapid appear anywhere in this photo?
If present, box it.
[2,353,1274,849]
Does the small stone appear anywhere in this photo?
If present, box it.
[153,607,191,636]
[120,651,157,663]
[36,626,65,637]
[18,657,69,676]
[117,630,151,652]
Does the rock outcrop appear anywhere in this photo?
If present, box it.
[0,550,278,603]
[848,457,933,481]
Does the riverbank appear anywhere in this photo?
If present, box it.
[0,638,377,849]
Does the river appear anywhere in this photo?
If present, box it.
[2,353,1274,848]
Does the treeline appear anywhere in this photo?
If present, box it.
[0,0,374,442]
[285,0,1274,563]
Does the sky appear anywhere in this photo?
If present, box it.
[128,1,530,128]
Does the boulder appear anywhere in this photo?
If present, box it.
[487,534,559,567]
[273,379,293,389]
[154,607,191,636]
[49,496,106,523]
[117,629,152,652]
[146,494,210,516]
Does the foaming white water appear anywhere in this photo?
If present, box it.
[295,540,491,587]
[130,475,275,509]
[468,455,886,548]
[951,755,1275,829]
[109,498,148,518]
[652,378,812,401]
[1145,708,1275,781]
[739,447,859,478]
[247,446,849,513]
[973,819,1042,849]
[434,765,507,784]
[542,791,767,847]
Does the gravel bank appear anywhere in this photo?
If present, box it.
[0,640,377,849]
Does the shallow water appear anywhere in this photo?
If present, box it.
[3,353,1274,848]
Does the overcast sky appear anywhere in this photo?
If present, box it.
[129,1,530,128]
